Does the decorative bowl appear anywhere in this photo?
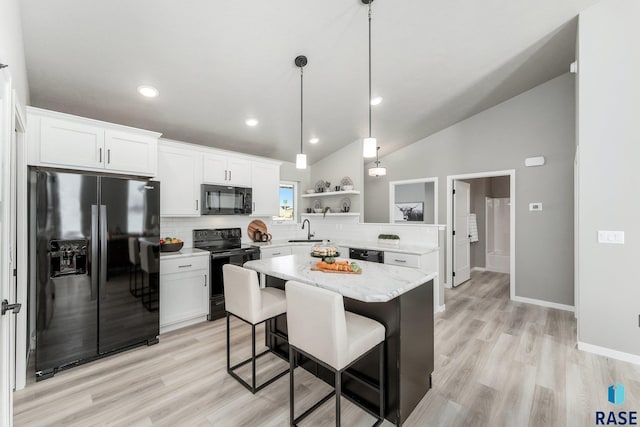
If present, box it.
[160,242,184,252]
[314,208,324,213]
[306,189,316,194]
[342,185,354,191]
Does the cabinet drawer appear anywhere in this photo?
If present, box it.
[260,247,292,258]
[161,255,209,274]
[384,252,420,268]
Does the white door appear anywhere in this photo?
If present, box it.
[1,62,16,427]
[104,130,157,176]
[453,180,471,286]
[38,116,105,169]
[251,162,279,217]
[157,145,202,217]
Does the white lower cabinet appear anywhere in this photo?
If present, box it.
[260,246,292,259]
[291,244,313,256]
[160,254,209,333]
[383,251,421,268]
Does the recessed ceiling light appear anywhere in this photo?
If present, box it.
[137,85,159,98]
[370,96,383,106]
[309,137,319,144]
[245,118,259,127]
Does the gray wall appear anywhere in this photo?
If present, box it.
[578,0,640,356]
[364,73,575,307]
[0,0,30,109]
[394,182,435,224]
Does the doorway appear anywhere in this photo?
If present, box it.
[446,171,515,299]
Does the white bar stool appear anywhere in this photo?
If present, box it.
[223,264,289,394]
[285,281,386,427]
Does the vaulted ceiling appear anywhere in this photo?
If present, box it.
[20,0,599,164]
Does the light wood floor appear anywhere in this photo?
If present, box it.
[14,271,640,426]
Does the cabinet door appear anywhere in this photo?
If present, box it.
[260,246,292,259]
[160,269,209,327]
[227,158,252,187]
[384,251,421,268]
[157,145,202,216]
[104,130,157,176]
[39,117,104,169]
[251,162,280,217]
[202,153,228,185]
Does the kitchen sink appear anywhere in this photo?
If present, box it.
[288,239,328,243]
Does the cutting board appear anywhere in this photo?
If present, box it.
[311,267,363,275]
[247,219,268,242]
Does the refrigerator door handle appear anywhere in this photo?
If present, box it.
[91,205,99,300]
[100,205,108,299]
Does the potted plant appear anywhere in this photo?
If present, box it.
[378,234,400,247]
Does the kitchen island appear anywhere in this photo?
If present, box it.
[244,255,435,426]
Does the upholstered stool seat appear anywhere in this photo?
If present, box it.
[223,264,289,394]
[286,281,386,426]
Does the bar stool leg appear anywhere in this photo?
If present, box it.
[379,342,385,422]
[252,324,257,391]
[335,370,341,426]
[226,313,231,372]
[289,348,295,427]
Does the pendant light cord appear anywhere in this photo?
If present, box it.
[300,66,304,154]
[368,1,373,138]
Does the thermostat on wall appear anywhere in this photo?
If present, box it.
[525,156,545,167]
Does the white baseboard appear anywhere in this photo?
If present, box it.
[435,304,446,313]
[578,341,640,365]
[512,296,575,312]
[471,267,486,272]
[160,315,208,334]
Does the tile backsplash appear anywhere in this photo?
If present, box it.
[161,215,443,248]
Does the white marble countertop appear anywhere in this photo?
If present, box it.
[249,239,437,255]
[160,247,210,260]
[243,254,436,303]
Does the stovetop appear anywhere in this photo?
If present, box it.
[193,228,259,254]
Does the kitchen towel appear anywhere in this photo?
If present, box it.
[468,213,479,243]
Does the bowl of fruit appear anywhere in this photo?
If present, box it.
[160,237,184,252]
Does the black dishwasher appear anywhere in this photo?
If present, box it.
[349,248,384,263]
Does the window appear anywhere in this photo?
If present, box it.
[273,181,297,222]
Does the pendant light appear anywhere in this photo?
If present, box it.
[295,55,308,169]
[362,0,377,158]
[368,146,387,176]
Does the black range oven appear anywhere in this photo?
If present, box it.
[193,228,260,321]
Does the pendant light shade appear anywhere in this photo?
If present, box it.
[295,55,308,169]
[362,0,378,158]
[368,146,386,177]
[363,137,377,158]
[296,153,307,169]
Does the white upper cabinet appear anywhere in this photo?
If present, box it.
[104,130,157,175]
[38,117,105,170]
[157,143,202,217]
[203,153,251,187]
[251,162,280,217]
[27,108,160,177]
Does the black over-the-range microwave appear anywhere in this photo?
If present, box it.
[201,184,252,215]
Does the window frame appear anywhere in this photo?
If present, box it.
[273,180,298,223]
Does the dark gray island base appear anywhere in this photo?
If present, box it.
[265,275,434,426]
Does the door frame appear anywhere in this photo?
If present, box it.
[452,180,471,286]
[446,170,516,301]
[388,177,438,224]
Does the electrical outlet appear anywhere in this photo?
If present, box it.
[598,230,625,244]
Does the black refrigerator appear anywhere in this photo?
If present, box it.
[31,169,160,380]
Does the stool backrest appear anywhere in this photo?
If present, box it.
[222,264,261,322]
[128,237,141,265]
[285,281,347,370]
[139,241,159,274]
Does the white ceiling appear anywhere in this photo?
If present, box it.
[20,0,599,164]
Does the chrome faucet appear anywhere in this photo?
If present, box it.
[301,219,314,240]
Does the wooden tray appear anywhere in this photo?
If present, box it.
[247,219,268,242]
[311,267,362,275]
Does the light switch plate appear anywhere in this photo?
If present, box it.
[529,203,543,211]
[598,230,625,244]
